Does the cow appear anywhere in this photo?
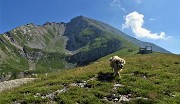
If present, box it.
[109,56,126,77]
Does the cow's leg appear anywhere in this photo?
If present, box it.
[114,69,119,77]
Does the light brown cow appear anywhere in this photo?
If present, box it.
[109,56,126,77]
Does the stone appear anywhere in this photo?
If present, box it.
[41,96,46,99]
[171,94,176,97]
[36,93,41,96]
[87,77,96,82]
[57,88,67,93]
[69,83,78,87]
[114,98,119,102]
[33,95,38,98]
[119,95,129,102]
[127,94,132,98]
[78,83,86,88]
[102,97,108,101]
[114,84,124,87]
[46,93,56,100]
[111,94,116,99]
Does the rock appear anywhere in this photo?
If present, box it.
[58,88,67,93]
[114,84,124,87]
[130,97,149,101]
[46,101,56,104]
[46,93,56,100]
[42,87,67,101]
[114,98,119,102]
[78,83,86,88]
[171,94,176,97]
[36,93,41,96]
[54,88,67,94]
[33,95,38,98]
[102,97,108,101]
[111,94,116,99]
[87,77,96,82]
[69,83,78,87]
[143,76,147,79]
[41,96,46,99]
[127,94,132,98]
[119,95,129,102]
[11,101,20,104]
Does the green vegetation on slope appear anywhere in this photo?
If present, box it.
[0,35,29,79]
[36,52,66,73]
[0,49,179,104]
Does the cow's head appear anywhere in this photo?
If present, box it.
[116,60,125,69]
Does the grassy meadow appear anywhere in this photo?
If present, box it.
[0,48,180,104]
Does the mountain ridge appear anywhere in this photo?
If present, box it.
[0,16,171,81]
[81,16,171,53]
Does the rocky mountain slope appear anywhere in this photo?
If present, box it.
[84,17,171,53]
[0,16,170,80]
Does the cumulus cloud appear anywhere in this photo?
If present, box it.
[110,0,127,13]
[122,11,170,40]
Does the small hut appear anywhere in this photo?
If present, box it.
[139,46,152,54]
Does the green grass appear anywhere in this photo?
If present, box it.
[44,36,66,53]
[80,28,95,37]
[36,52,66,73]
[0,49,180,104]
[0,35,29,79]
[47,29,55,38]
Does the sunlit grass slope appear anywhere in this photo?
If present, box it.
[0,48,180,104]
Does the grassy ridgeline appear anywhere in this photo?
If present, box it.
[0,49,180,104]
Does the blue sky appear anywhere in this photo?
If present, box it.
[1,0,180,54]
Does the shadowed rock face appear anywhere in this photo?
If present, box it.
[68,39,123,65]
[65,16,103,51]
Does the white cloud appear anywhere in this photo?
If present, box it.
[110,0,127,13]
[122,11,170,40]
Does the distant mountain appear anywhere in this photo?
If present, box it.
[0,16,171,80]
[83,17,171,53]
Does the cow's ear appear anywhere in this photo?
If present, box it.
[123,60,126,64]
[121,60,125,64]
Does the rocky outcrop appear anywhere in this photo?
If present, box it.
[23,46,44,61]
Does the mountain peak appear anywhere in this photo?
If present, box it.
[0,16,171,82]
[75,15,88,19]
[69,15,90,23]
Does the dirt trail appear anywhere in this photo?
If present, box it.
[29,60,36,70]
[0,78,37,92]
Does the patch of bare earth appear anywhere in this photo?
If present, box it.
[0,78,37,92]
